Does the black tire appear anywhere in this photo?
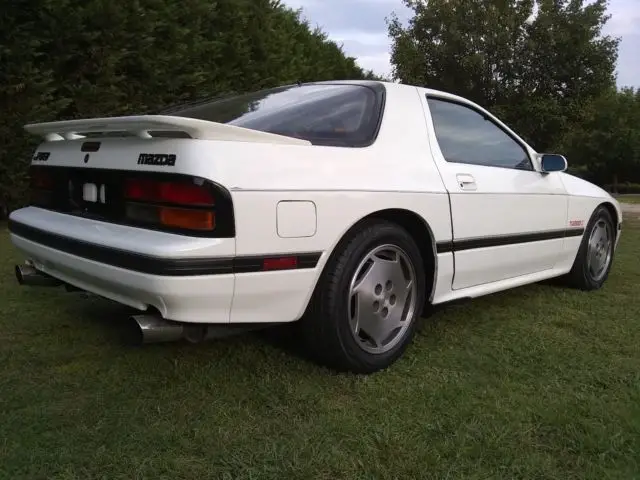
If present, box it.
[563,205,616,291]
[299,219,427,374]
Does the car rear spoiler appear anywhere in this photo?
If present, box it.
[24,115,311,146]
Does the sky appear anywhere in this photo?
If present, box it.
[282,0,640,88]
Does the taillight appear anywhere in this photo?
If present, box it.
[160,207,215,230]
[31,169,54,189]
[125,179,214,206]
[126,203,215,231]
[29,167,56,208]
[123,176,218,232]
[27,166,234,237]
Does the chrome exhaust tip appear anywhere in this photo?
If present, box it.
[15,264,63,287]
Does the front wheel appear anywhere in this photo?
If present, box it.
[300,220,426,374]
[563,205,616,291]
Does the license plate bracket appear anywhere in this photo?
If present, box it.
[67,171,122,219]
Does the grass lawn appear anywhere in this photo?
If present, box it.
[617,195,640,205]
[1,222,639,479]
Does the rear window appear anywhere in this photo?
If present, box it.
[159,83,384,147]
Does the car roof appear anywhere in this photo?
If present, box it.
[301,79,468,103]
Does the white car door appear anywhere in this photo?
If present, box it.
[420,92,570,290]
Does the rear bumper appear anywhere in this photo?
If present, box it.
[11,233,236,323]
[8,208,323,324]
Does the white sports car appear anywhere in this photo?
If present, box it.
[9,80,622,373]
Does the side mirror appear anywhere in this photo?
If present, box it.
[540,154,568,173]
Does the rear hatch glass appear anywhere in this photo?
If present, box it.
[158,83,384,147]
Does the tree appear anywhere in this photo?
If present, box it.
[389,0,535,106]
[0,0,69,217]
[388,0,619,151]
[559,88,640,189]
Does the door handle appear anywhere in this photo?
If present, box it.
[456,173,477,191]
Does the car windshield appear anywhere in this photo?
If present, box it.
[158,83,383,147]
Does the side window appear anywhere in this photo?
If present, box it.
[427,97,532,171]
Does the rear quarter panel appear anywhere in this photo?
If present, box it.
[220,83,451,255]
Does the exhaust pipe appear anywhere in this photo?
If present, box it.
[15,264,63,287]
[130,313,270,345]
[130,314,186,344]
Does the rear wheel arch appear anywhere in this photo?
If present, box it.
[308,208,438,316]
[298,214,432,372]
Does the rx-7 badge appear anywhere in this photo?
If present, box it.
[32,152,51,162]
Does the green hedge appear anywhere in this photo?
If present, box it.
[605,183,640,194]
